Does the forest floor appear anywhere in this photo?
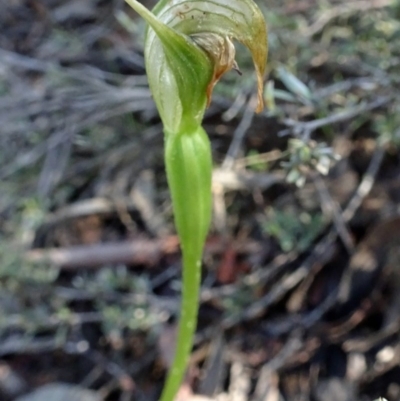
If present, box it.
[0,0,400,400]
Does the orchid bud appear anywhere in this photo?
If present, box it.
[125,0,268,132]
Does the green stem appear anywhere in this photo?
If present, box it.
[159,250,202,401]
[161,126,212,401]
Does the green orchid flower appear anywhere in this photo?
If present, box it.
[124,0,268,400]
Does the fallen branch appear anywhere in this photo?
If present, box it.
[303,0,393,37]
[279,97,390,137]
[26,237,262,270]
[27,237,180,269]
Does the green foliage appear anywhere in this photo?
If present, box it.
[282,139,340,187]
[375,111,400,148]
[245,150,270,172]
[264,210,325,253]
[221,285,255,317]
[276,66,313,105]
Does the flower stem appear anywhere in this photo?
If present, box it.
[162,127,212,401]
[159,249,201,401]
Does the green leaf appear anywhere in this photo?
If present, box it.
[276,66,312,103]
[165,127,212,254]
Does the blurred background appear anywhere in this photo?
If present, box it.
[0,0,400,400]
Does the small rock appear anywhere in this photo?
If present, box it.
[313,378,356,401]
[15,383,102,401]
